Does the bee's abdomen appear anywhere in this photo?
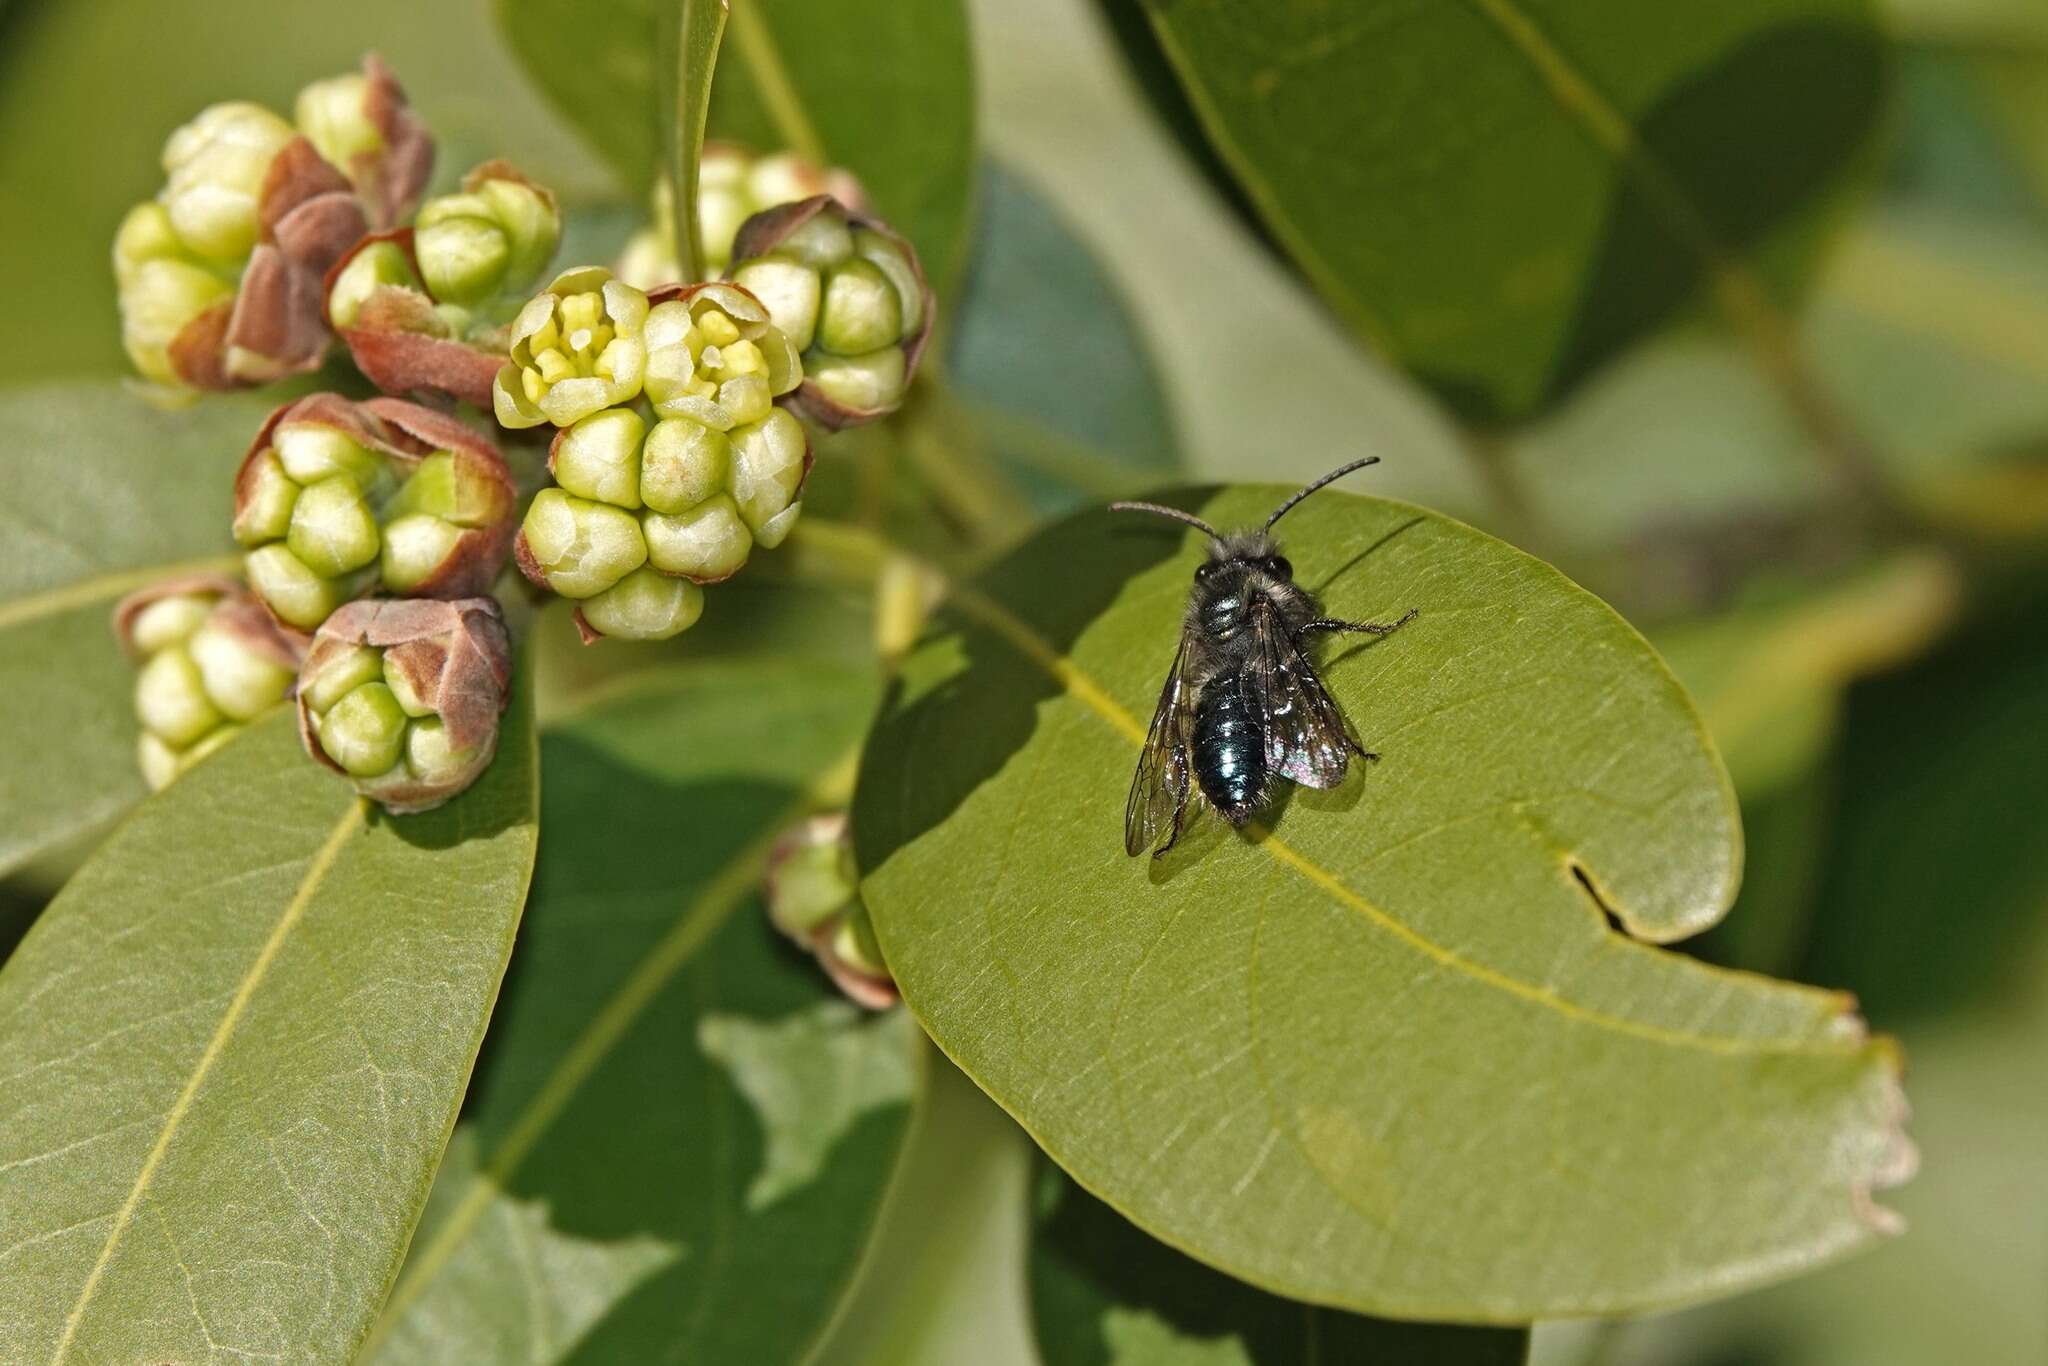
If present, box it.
[1194,671,1267,825]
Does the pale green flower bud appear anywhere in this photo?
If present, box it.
[326,238,420,329]
[320,680,409,776]
[551,408,646,508]
[641,494,752,582]
[493,267,650,429]
[832,903,888,980]
[729,408,807,538]
[124,592,216,657]
[414,167,561,308]
[615,145,851,285]
[817,259,902,356]
[640,418,731,515]
[187,617,297,720]
[118,258,234,386]
[297,597,512,813]
[136,648,225,749]
[576,566,705,642]
[808,347,908,415]
[726,198,933,429]
[515,488,647,598]
[236,396,517,629]
[729,254,820,352]
[294,73,382,172]
[764,813,896,1009]
[116,576,306,790]
[160,101,297,263]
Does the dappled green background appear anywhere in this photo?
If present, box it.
[0,0,2044,1360]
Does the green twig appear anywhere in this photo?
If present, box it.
[727,0,829,165]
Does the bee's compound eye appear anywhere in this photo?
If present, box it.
[1267,556,1292,579]
[1194,561,1216,582]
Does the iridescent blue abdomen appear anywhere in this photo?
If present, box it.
[1194,670,1267,825]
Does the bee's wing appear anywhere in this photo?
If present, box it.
[1250,600,1354,790]
[1125,631,1199,856]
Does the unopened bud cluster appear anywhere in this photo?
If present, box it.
[113,56,431,391]
[765,813,896,1009]
[616,143,861,288]
[115,576,306,790]
[498,273,810,640]
[233,395,515,630]
[327,161,563,407]
[728,196,932,428]
[296,598,512,813]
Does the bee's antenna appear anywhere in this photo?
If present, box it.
[1108,500,1222,540]
[1265,456,1381,530]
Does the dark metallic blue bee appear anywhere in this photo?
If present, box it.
[1116,458,1416,858]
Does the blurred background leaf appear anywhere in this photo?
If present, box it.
[0,688,537,1361]
[495,0,976,290]
[1099,0,1889,423]
[365,656,914,1363]
[0,383,279,878]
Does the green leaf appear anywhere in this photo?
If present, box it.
[1033,1164,1529,1365]
[0,382,278,878]
[1112,0,1888,420]
[854,489,1913,1319]
[495,0,975,288]
[0,684,537,1361]
[364,658,916,1363]
[661,0,730,282]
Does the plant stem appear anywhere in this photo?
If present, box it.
[727,0,829,166]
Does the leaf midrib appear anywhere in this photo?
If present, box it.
[0,555,241,633]
[936,578,1861,1060]
[49,798,367,1363]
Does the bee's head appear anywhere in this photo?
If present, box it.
[1200,531,1290,585]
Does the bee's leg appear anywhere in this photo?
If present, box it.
[1299,608,1419,639]
[1153,792,1195,859]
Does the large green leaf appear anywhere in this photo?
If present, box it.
[854,488,1912,1319]
[0,382,280,878]
[0,685,537,1361]
[1111,0,1888,420]
[1033,1164,1528,1364]
[495,0,975,288]
[364,657,915,1363]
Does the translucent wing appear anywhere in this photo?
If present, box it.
[1125,631,1199,856]
[1250,600,1355,790]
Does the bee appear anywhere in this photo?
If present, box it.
[1116,457,1416,858]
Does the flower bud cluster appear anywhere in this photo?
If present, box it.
[233,394,515,630]
[113,56,432,391]
[728,196,933,428]
[765,813,896,1009]
[327,161,563,407]
[615,143,863,288]
[495,274,811,641]
[114,576,306,790]
[296,597,512,813]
